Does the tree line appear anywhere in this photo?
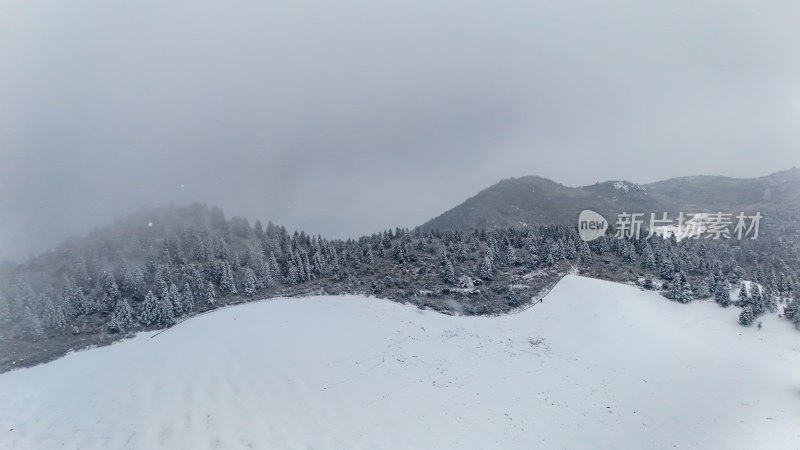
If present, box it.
[1,203,798,343]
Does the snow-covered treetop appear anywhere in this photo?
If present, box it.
[612,181,646,192]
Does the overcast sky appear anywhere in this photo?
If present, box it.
[1,0,799,261]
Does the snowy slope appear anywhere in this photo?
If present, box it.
[1,275,798,450]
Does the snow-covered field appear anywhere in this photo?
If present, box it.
[1,275,798,449]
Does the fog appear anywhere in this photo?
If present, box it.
[2,0,799,261]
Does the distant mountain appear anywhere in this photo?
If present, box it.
[421,168,800,236]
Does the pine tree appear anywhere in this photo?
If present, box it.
[364,246,374,266]
[551,239,565,260]
[108,299,135,333]
[168,283,182,316]
[694,278,712,299]
[729,263,745,283]
[784,296,798,320]
[659,257,675,280]
[154,263,172,293]
[286,259,300,284]
[578,240,591,263]
[714,281,731,307]
[99,293,114,313]
[505,246,517,266]
[439,251,449,267]
[205,281,216,305]
[480,255,493,280]
[393,243,406,264]
[526,251,539,269]
[243,267,257,297]
[215,239,230,261]
[42,295,67,330]
[139,291,158,327]
[739,305,754,326]
[219,262,237,295]
[189,265,205,297]
[750,284,765,316]
[310,252,325,278]
[563,240,577,260]
[763,285,777,313]
[541,249,555,267]
[180,282,194,312]
[590,236,609,254]
[457,245,468,261]
[738,282,750,305]
[140,290,175,327]
[193,236,211,261]
[120,265,134,293]
[269,254,281,281]
[301,251,312,281]
[64,278,96,317]
[641,243,656,270]
[381,232,391,249]
[370,279,384,296]
[442,258,456,285]
[103,273,120,301]
[766,267,777,291]
[710,264,724,283]
[665,278,692,303]
[664,279,678,300]
[677,281,693,303]
[752,264,764,284]
[131,267,146,301]
[260,261,274,288]
[157,291,175,326]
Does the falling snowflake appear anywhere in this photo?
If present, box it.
[148,222,153,227]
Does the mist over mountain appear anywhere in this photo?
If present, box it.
[1,167,799,374]
[4,0,800,264]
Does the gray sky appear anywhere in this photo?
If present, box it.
[1,0,799,261]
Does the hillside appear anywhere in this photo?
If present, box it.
[1,275,798,449]
[2,194,799,374]
[421,168,800,237]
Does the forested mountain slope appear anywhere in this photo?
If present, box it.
[422,168,800,239]
[1,191,799,372]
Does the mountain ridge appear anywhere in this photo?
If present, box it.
[421,168,800,232]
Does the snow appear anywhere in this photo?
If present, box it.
[612,181,644,192]
[650,213,710,241]
[1,275,798,449]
